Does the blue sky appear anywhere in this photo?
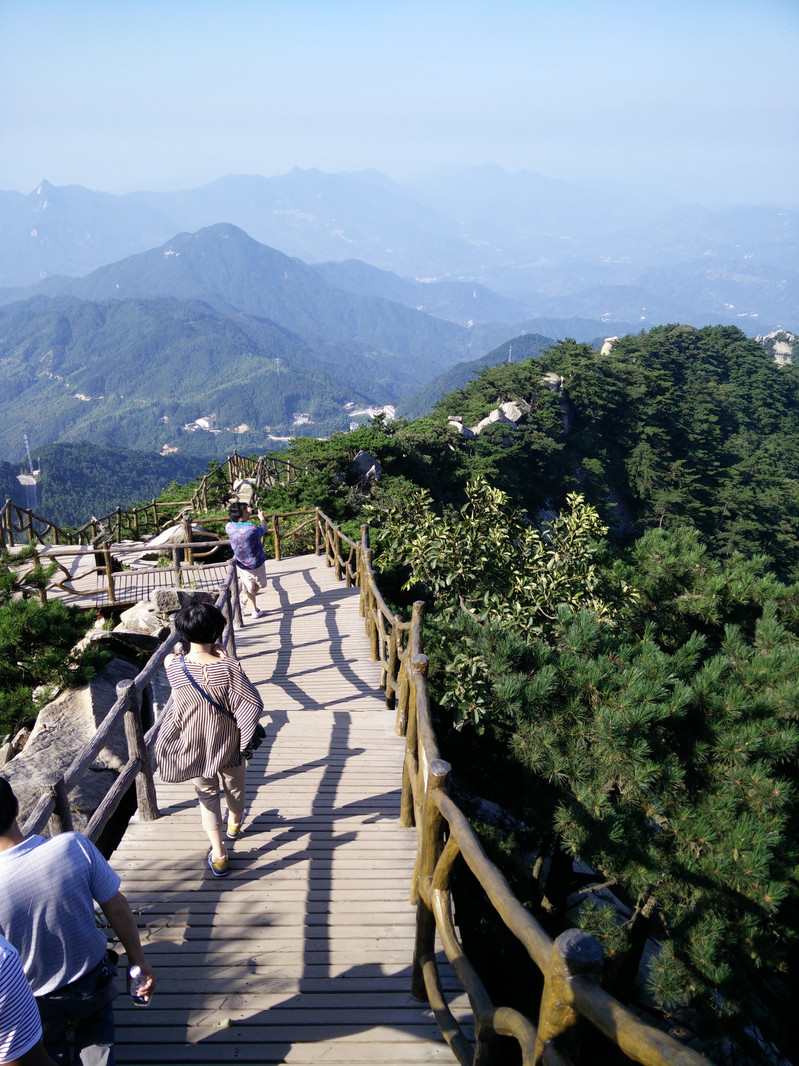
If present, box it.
[1,0,797,205]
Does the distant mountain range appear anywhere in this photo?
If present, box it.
[0,224,522,460]
[1,167,796,329]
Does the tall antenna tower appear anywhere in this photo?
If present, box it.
[23,433,34,476]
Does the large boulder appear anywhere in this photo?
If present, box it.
[231,478,257,504]
[115,599,171,640]
[346,450,383,488]
[139,521,215,560]
[114,587,215,640]
[1,658,140,834]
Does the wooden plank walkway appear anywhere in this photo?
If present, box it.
[111,553,468,1064]
[35,544,231,609]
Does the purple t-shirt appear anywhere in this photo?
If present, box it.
[225,521,266,570]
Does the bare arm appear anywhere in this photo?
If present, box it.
[99,891,155,1002]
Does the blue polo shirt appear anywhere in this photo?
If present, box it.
[0,833,120,996]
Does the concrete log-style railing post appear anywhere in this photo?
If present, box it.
[183,513,194,564]
[411,757,451,1001]
[103,544,117,605]
[534,929,604,1064]
[315,511,323,556]
[399,671,418,830]
[118,679,160,822]
[333,525,342,581]
[271,514,280,560]
[232,564,244,628]
[385,622,399,709]
[42,772,73,835]
[171,546,182,586]
[222,586,238,659]
[363,548,379,660]
[358,525,369,615]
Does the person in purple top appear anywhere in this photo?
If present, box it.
[225,501,268,619]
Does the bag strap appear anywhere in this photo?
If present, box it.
[179,656,236,721]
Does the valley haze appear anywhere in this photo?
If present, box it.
[0,164,796,471]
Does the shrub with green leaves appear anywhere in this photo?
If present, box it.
[0,549,108,735]
[368,474,636,728]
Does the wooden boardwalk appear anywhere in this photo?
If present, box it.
[111,554,467,1065]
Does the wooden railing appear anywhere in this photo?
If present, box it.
[0,450,302,550]
[19,562,243,845]
[0,496,202,549]
[8,503,713,1064]
[10,535,227,609]
[10,512,323,609]
[350,522,712,1066]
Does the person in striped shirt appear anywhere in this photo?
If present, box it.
[0,935,55,1066]
[156,602,263,877]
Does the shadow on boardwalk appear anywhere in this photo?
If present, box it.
[112,555,466,1064]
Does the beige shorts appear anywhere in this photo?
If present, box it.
[238,562,267,594]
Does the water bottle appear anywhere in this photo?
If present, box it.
[127,965,150,1007]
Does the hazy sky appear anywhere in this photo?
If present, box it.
[1,0,797,206]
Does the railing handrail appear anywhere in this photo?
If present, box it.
[17,560,243,844]
[349,519,712,1066]
[0,450,306,550]
[5,493,713,1064]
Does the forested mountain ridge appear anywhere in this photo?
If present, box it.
[0,225,522,461]
[1,169,795,328]
[270,323,797,583]
[0,223,489,369]
[251,323,799,1059]
[31,442,210,529]
[0,293,387,459]
[425,323,799,580]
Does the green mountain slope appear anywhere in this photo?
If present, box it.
[6,223,485,377]
[399,332,556,418]
[0,295,382,458]
[34,442,210,528]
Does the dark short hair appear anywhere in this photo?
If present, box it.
[228,501,249,522]
[174,602,226,646]
[0,777,19,834]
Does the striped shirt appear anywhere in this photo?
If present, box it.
[0,935,41,1064]
[156,656,263,782]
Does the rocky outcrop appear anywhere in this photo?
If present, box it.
[448,400,532,439]
[757,329,796,366]
[2,657,144,834]
[139,521,215,560]
[0,585,214,835]
[346,450,383,488]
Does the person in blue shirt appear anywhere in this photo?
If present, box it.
[225,501,268,619]
[0,779,154,1066]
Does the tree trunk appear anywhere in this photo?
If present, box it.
[604,894,658,1002]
